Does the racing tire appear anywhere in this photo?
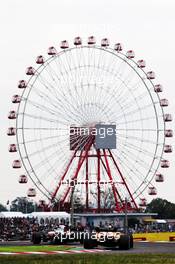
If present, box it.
[32,232,41,245]
[83,233,97,249]
[119,234,131,250]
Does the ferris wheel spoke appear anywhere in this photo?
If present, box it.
[116,115,159,127]
[18,134,62,145]
[19,112,72,127]
[24,96,66,119]
[53,54,84,110]
[115,149,158,191]
[27,85,85,124]
[116,132,158,145]
[111,150,151,191]
[50,57,83,111]
[116,144,157,173]
[109,151,142,195]
[116,149,156,197]
[115,102,154,121]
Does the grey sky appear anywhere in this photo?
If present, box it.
[0,0,174,205]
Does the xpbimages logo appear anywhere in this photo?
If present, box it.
[70,124,117,150]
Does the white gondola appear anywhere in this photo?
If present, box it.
[36,55,45,64]
[19,175,28,184]
[137,60,146,68]
[165,129,173,137]
[12,95,21,103]
[47,46,57,55]
[126,50,135,59]
[155,173,164,182]
[27,188,36,197]
[160,99,169,107]
[164,114,172,122]
[74,36,82,46]
[164,145,173,153]
[148,186,157,195]
[7,127,16,136]
[87,36,96,45]
[26,67,35,75]
[18,80,27,88]
[154,84,163,92]
[147,71,155,79]
[60,40,69,49]
[9,144,17,152]
[12,160,21,169]
[8,110,17,119]
[114,43,123,52]
[101,38,109,47]
[161,160,170,168]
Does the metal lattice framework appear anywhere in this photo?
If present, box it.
[7,37,173,212]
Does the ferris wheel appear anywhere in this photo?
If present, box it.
[7,36,173,212]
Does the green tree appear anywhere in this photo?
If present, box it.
[0,203,8,212]
[146,198,175,219]
[10,197,38,213]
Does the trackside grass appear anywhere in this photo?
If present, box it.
[0,254,175,264]
[0,245,73,252]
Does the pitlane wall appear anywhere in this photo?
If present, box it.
[133,232,175,242]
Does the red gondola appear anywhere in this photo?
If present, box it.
[161,160,170,168]
[12,95,21,103]
[9,144,17,152]
[8,110,16,119]
[139,198,147,207]
[48,46,57,55]
[154,84,163,92]
[27,188,36,197]
[126,50,135,59]
[101,38,109,47]
[60,40,69,49]
[114,43,123,52]
[137,60,146,68]
[74,36,82,46]
[160,99,169,107]
[155,173,164,182]
[7,127,16,136]
[26,67,35,75]
[19,175,28,184]
[164,114,172,122]
[164,145,173,153]
[165,129,173,137]
[36,55,45,64]
[87,36,96,45]
[148,186,157,195]
[147,71,155,79]
[18,80,27,89]
[12,160,21,169]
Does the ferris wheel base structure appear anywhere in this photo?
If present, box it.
[51,135,138,213]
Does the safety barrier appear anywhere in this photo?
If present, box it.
[133,232,175,242]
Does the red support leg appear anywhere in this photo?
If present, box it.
[108,149,138,210]
[97,149,101,212]
[103,149,120,211]
[60,138,94,204]
[85,154,89,210]
[100,156,123,206]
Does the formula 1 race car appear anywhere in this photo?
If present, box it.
[31,225,83,245]
[83,227,133,250]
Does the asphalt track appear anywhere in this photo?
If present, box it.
[0,241,175,254]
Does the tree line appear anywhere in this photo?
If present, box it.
[0,197,175,219]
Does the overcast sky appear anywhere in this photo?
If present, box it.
[0,0,174,205]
